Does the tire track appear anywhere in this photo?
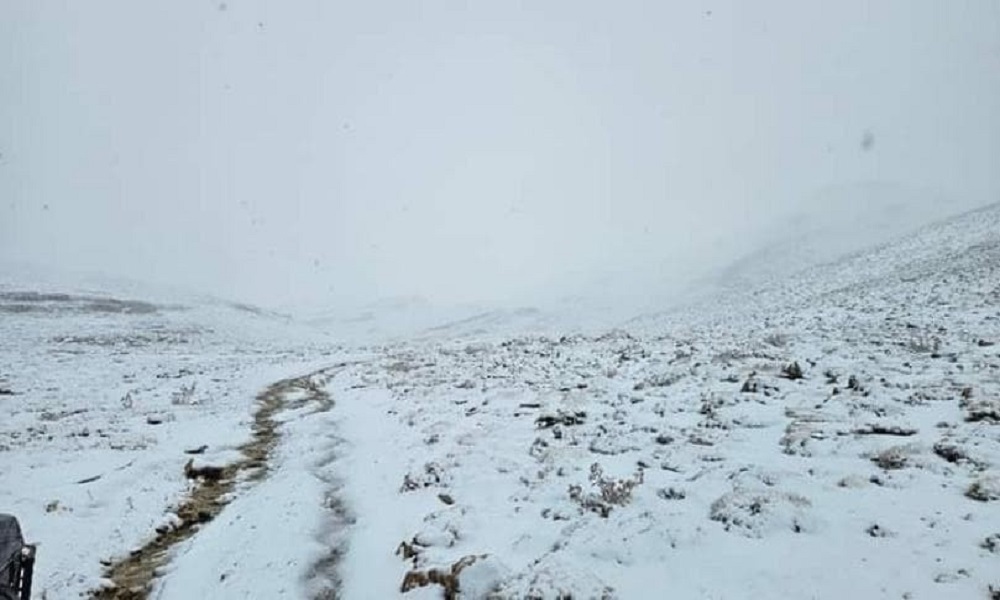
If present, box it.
[92,370,335,599]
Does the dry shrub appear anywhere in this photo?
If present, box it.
[399,462,447,492]
[568,463,643,518]
[966,475,1000,502]
[780,361,804,380]
[400,554,485,600]
[871,446,910,470]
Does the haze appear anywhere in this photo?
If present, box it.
[3,1,999,315]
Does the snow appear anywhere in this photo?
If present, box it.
[0,288,339,598]
[156,376,341,600]
[322,202,1000,598]
[3,202,1000,599]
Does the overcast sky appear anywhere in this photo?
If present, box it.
[2,1,999,312]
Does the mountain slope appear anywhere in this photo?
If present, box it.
[316,202,1000,598]
[0,273,337,599]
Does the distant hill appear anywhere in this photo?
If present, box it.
[715,182,967,291]
[635,199,1000,331]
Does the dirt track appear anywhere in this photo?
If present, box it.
[92,372,332,600]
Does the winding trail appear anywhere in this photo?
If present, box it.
[92,370,336,600]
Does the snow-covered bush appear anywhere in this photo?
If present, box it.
[568,463,643,517]
[966,474,1000,502]
[170,382,197,405]
[709,487,813,538]
[871,445,911,470]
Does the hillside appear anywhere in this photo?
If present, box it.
[309,202,1000,598]
[2,203,998,599]
[0,282,339,598]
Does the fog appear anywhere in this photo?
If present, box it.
[3,1,999,316]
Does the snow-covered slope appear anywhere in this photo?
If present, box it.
[3,202,998,599]
[305,296,503,344]
[306,298,603,345]
[321,202,1000,598]
[713,181,965,293]
[0,281,339,598]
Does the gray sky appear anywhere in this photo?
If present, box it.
[2,1,999,312]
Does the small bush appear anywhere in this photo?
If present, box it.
[780,362,804,380]
[171,382,197,406]
[568,463,643,517]
[709,487,812,537]
[400,554,486,599]
[763,333,789,348]
[963,398,1000,423]
[657,487,686,500]
[933,441,968,464]
[907,334,941,354]
[871,446,909,470]
[400,462,448,492]
[966,475,1000,502]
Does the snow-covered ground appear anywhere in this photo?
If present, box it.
[324,203,1000,598]
[0,283,341,598]
[3,202,999,599]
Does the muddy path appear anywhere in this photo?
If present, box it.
[92,370,334,600]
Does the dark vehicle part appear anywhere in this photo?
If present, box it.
[0,515,35,600]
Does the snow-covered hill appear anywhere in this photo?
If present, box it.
[305,297,615,345]
[0,283,341,598]
[713,181,966,293]
[320,202,1000,598]
[3,202,998,599]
